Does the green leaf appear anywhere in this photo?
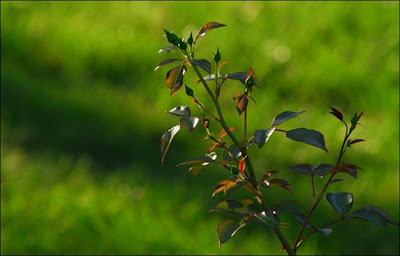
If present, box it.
[196,74,224,83]
[179,117,199,133]
[216,218,247,246]
[326,192,354,215]
[163,28,181,46]
[165,65,187,96]
[253,211,278,229]
[211,198,260,215]
[214,47,221,63]
[350,112,358,126]
[269,179,293,193]
[251,128,275,149]
[187,32,193,46]
[290,210,312,229]
[191,59,211,74]
[222,144,242,161]
[177,156,218,167]
[312,163,335,178]
[272,111,305,126]
[159,46,178,53]
[286,128,328,153]
[288,164,313,175]
[196,21,227,41]
[226,72,259,86]
[160,125,181,165]
[166,105,191,117]
[273,200,303,215]
[154,59,183,71]
[346,206,399,227]
[184,84,194,97]
[318,228,333,237]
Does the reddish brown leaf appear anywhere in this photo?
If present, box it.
[218,61,230,72]
[206,142,221,153]
[236,95,248,116]
[269,178,293,193]
[239,156,247,173]
[196,21,227,41]
[261,171,279,181]
[329,107,343,121]
[165,65,187,96]
[232,93,243,101]
[349,139,365,146]
[219,127,237,140]
[212,178,239,197]
[357,111,364,121]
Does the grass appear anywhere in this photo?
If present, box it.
[1,1,399,255]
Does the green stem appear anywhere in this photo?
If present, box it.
[311,175,315,204]
[243,109,247,149]
[300,216,345,244]
[192,64,295,256]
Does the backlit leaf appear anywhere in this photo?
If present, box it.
[272,111,305,126]
[165,65,187,96]
[179,117,199,133]
[219,127,237,140]
[238,157,246,173]
[236,95,248,116]
[251,128,275,148]
[222,145,242,161]
[191,59,212,74]
[216,218,247,246]
[273,200,303,215]
[166,105,191,117]
[154,59,183,71]
[326,192,354,215]
[160,125,181,165]
[286,128,328,153]
[196,21,227,41]
[188,165,205,175]
[212,178,241,197]
[212,198,259,215]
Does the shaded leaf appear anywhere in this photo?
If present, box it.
[269,179,293,193]
[160,125,181,165]
[163,28,181,45]
[272,111,305,126]
[326,192,354,215]
[177,156,218,167]
[191,59,212,74]
[346,207,388,227]
[329,107,343,121]
[159,45,178,53]
[253,211,278,229]
[290,210,312,229]
[165,65,187,96]
[252,128,276,149]
[222,145,242,161]
[313,163,335,178]
[166,105,191,117]
[286,128,328,153]
[236,95,248,116]
[212,198,260,215]
[330,178,345,184]
[185,84,194,97]
[288,164,313,175]
[318,228,333,237]
[196,21,227,41]
[216,218,246,246]
[334,163,362,179]
[179,117,199,133]
[273,200,303,215]
[219,127,237,140]
[154,59,183,71]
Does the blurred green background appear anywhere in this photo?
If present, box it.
[1,1,399,255]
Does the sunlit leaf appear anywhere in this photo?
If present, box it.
[238,157,246,173]
[160,125,181,165]
[219,127,237,140]
[196,73,224,84]
[206,142,222,153]
[273,200,303,215]
[222,144,242,161]
[326,192,354,215]
[261,171,279,180]
[212,178,242,197]
[216,218,247,246]
[165,65,187,96]
[166,105,191,117]
[179,117,199,133]
[188,165,205,175]
[159,45,178,53]
[252,128,275,149]
[269,178,293,193]
[191,59,212,74]
[177,156,218,167]
[232,93,243,101]
[286,128,328,153]
[253,211,278,228]
[329,107,343,121]
[218,61,230,72]
[196,21,227,41]
[154,59,183,71]
[272,111,305,126]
